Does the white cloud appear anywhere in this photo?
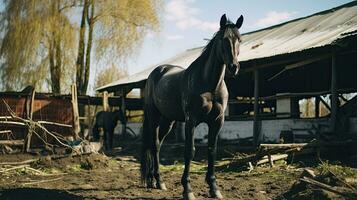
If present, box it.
[165,0,218,31]
[146,31,155,38]
[255,11,297,28]
[165,34,184,40]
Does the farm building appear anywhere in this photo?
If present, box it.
[0,84,144,151]
[97,2,357,144]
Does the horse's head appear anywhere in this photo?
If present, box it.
[217,14,243,77]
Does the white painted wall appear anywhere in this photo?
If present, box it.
[194,121,253,142]
[122,117,357,143]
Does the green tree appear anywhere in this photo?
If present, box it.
[0,0,161,94]
[0,0,77,93]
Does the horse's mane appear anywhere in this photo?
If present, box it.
[188,20,236,70]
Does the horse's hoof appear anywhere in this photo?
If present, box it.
[146,182,155,189]
[158,183,167,190]
[183,192,196,200]
[209,190,223,199]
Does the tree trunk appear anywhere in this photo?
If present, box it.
[76,0,89,95]
[49,39,61,94]
[83,0,94,94]
[48,1,61,94]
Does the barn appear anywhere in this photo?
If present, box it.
[97,2,357,145]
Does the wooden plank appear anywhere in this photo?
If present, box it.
[256,154,288,165]
[260,143,309,148]
[0,130,12,134]
[300,176,357,200]
[37,121,72,128]
[262,88,356,101]
[0,140,24,146]
[0,121,26,126]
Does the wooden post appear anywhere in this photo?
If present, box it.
[102,91,109,112]
[25,87,35,152]
[140,87,145,99]
[71,84,80,139]
[330,53,337,133]
[253,70,261,146]
[121,89,127,138]
[315,97,320,118]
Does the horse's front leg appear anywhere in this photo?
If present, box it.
[206,117,224,199]
[181,118,196,200]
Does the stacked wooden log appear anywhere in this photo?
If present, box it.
[219,139,357,170]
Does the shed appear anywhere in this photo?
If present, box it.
[96,2,357,144]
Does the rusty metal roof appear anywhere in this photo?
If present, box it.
[97,1,357,92]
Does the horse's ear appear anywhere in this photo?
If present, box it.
[236,15,244,29]
[220,14,227,29]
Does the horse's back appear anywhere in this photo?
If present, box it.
[145,65,185,121]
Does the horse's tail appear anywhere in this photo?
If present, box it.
[140,67,163,185]
[140,104,154,185]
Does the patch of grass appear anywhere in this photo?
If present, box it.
[67,164,82,172]
[160,161,207,174]
[317,161,357,180]
[107,159,118,168]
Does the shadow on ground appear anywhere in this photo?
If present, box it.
[0,188,83,200]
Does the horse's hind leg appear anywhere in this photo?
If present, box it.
[153,117,174,190]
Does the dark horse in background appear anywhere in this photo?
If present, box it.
[93,109,125,150]
[140,14,243,199]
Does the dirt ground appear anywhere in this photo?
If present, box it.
[0,143,356,200]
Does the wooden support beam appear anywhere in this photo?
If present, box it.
[71,84,80,139]
[268,55,331,81]
[102,91,109,111]
[315,97,320,118]
[253,69,261,146]
[121,89,127,138]
[317,96,331,111]
[330,53,338,133]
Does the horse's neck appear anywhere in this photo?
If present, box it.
[201,47,226,92]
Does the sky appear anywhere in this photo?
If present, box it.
[123,0,352,76]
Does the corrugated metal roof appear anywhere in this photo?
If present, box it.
[97,2,357,92]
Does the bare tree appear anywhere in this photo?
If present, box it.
[94,63,128,92]
[76,0,161,95]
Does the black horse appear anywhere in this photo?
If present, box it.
[140,14,243,200]
[92,109,125,150]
